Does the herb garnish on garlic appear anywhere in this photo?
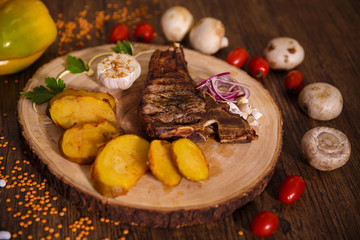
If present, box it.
[20,41,155,105]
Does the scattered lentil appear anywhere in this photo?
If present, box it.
[56,3,159,55]
[1,6,143,240]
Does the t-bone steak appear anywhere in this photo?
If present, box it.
[139,45,257,143]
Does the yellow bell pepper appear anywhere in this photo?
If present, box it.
[0,0,57,75]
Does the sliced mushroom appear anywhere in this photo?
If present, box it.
[298,82,343,121]
[160,6,194,42]
[263,37,305,70]
[301,127,351,171]
[189,17,228,55]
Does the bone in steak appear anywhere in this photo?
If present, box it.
[139,45,257,143]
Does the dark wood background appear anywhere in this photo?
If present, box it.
[1,0,359,239]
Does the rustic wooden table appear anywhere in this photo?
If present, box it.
[1,0,359,239]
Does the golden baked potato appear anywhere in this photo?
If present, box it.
[50,88,116,112]
[59,120,124,164]
[148,140,182,186]
[49,94,117,129]
[171,138,209,182]
[90,134,150,197]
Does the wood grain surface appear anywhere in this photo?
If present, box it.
[1,0,360,239]
[17,43,282,228]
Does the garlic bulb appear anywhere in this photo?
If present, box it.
[97,53,141,90]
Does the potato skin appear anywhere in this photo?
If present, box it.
[148,140,182,186]
[59,120,124,164]
[50,88,116,112]
[49,95,117,129]
[171,138,209,182]
[91,134,150,197]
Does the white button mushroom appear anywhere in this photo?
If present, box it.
[301,127,351,171]
[189,17,229,55]
[263,37,305,70]
[298,82,343,121]
[161,6,194,42]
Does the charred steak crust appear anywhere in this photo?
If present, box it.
[139,46,257,143]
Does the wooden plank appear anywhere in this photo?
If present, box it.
[17,43,282,227]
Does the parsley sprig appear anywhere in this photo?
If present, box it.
[111,40,134,55]
[20,41,136,104]
[20,77,66,104]
[65,55,89,74]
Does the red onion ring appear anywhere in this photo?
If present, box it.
[195,72,250,104]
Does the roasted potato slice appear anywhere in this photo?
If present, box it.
[59,120,124,164]
[49,95,117,129]
[148,140,182,186]
[50,88,116,112]
[90,134,150,197]
[171,138,209,182]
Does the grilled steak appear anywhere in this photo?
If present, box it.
[139,45,257,143]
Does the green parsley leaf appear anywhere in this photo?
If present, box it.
[111,40,134,55]
[45,77,66,93]
[20,77,66,104]
[65,55,89,73]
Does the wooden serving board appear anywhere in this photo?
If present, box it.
[18,43,283,228]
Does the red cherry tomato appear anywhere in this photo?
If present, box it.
[279,175,305,204]
[248,56,269,78]
[251,211,279,237]
[226,48,249,68]
[285,70,305,94]
[134,22,154,43]
[109,24,130,43]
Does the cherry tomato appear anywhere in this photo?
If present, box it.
[134,22,154,43]
[285,70,305,94]
[251,211,279,237]
[226,48,249,68]
[109,24,130,43]
[248,56,269,78]
[279,175,305,204]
